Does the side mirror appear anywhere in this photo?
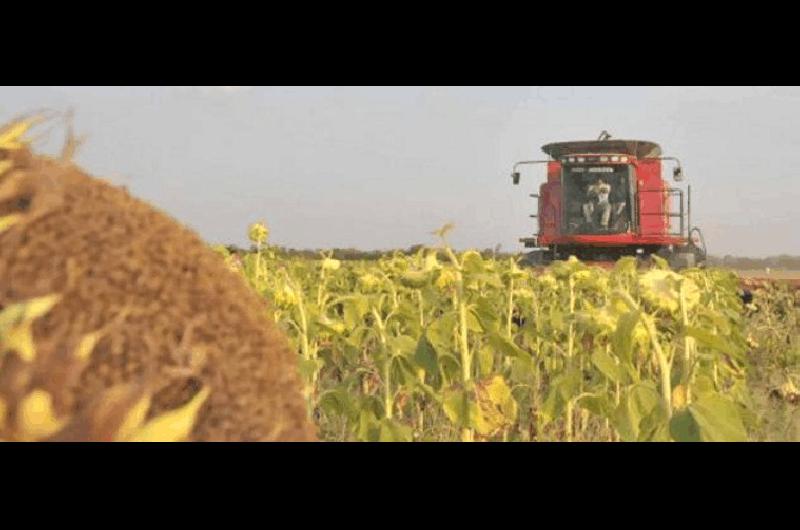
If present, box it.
[673,166,684,182]
[512,172,520,185]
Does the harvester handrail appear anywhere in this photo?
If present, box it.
[641,155,683,165]
[512,160,550,173]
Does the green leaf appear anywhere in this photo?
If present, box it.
[357,409,380,442]
[557,368,582,402]
[685,326,743,360]
[510,355,535,384]
[478,345,495,378]
[692,374,717,397]
[461,251,485,274]
[577,394,611,418]
[613,256,638,277]
[612,310,641,364]
[688,393,748,442]
[428,311,457,352]
[641,417,672,442]
[319,388,357,422]
[629,383,661,419]
[303,303,321,337]
[550,308,565,331]
[637,404,669,441]
[541,368,581,425]
[669,408,701,442]
[340,342,362,366]
[487,332,528,360]
[297,358,324,383]
[591,348,624,384]
[611,403,636,442]
[612,383,661,441]
[400,270,432,289]
[465,310,483,333]
[388,335,417,358]
[390,355,417,388]
[484,376,517,420]
[697,306,733,336]
[638,269,682,312]
[316,314,346,335]
[437,353,462,384]
[472,298,500,333]
[651,254,670,270]
[378,418,413,442]
[541,388,563,427]
[342,295,369,329]
[469,273,504,289]
[443,389,468,427]
[414,333,439,376]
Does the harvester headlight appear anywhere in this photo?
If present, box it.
[576,157,585,163]
[600,156,609,162]
[569,157,576,163]
[620,156,629,163]
[610,156,619,162]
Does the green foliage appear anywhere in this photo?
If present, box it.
[232,224,762,442]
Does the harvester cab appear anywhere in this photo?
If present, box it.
[509,132,706,268]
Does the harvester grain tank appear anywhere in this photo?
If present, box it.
[509,132,706,268]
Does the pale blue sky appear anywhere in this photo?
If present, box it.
[1,86,796,257]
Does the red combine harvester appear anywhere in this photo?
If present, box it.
[510,132,706,268]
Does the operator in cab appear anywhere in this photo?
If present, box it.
[582,177,612,231]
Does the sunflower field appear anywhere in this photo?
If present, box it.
[212,221,787,442]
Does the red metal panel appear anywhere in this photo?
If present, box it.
[537,161,562,245]
[548,234,686,247]
[538,181,561,245]
[547,161,561,182]
[635,159,668,236]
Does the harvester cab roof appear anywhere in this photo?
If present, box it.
[541,139,661,159]
[539,139,684,181]
[511,137,684,184]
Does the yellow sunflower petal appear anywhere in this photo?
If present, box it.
[128,387,210,442]
[17,390,66,441]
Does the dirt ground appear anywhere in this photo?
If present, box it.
[736,270,800,280]
[736,270,800,290]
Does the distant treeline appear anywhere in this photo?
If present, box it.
[223,244,800,269]
[223,244,518,261]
